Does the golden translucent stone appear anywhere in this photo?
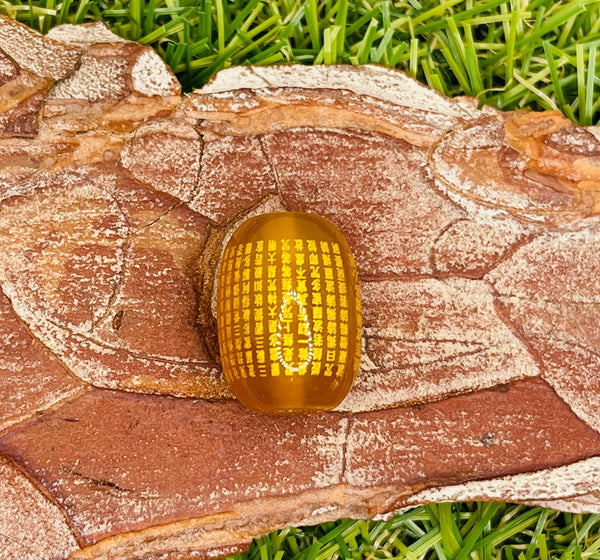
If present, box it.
[216,211,362,414]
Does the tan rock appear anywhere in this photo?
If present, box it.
[1,14,600,559]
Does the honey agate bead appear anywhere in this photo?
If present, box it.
[216,211,362,414]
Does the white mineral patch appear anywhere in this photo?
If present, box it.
[47,22,128,45]
[0,53,16,78]
[403,456,600,513]
[49,53,129,102]
[202,65,479,120]
[488,229,600,304]
[0,16,80,79]
[131,49,179,97]
[202,65,272,92]
[588,126,600,142]
[337,277,539,413]
[0,456,79,559]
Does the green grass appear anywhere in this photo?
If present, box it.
[233,504,600,560]
[1,1,600,557]
[2,0,600,123]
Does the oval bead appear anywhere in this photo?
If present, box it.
[216,211,362,414]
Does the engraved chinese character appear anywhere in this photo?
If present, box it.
[283,332,295,347]
[313,347,323,362]
[298,346,309,362]
[283,347,294,364]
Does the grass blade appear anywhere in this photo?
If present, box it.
[585,43,596,125]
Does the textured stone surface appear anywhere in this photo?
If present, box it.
[0,290,86,432]
[1,14,600,560]
[0,454,79,559]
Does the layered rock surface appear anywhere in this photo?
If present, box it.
[1,15,600,560]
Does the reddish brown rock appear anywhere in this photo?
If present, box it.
[432,217,535,277]
[1,14,600,559]
[0,290,86,432]
[120,119,201,202]
[1,380,598,557]
[0,89,46,137]
[0,165,227,398]
[340,278,538,412]
[0,454,79,559]
[345,378,600,495]
[189,135,277,224]
[0,388,349,546]
[261,128,464,277]
[430,113,600,228]
[42,28,180,133]
[487,230,600,431]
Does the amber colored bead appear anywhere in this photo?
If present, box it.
[216,211,362,414]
